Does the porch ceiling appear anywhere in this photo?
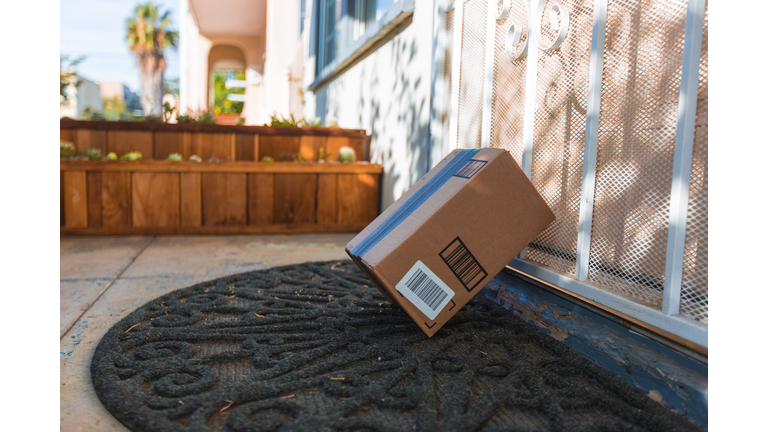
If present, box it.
[189,0,266,36]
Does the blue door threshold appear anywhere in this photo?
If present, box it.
[481,269,707,429]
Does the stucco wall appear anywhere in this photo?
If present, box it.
[265,0,300,123]
[288,38,306,120]
[60,75,103,119]
[304,0,436,210]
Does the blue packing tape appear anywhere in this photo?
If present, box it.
[350,149,479,258]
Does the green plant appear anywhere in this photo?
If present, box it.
[106,152,118,161]
[196,110,217,124]
[120,151,143,161]
[162,101,176,122]
[60,55,85,102]
[81,148,103,160]
[212,70,245,115]
[144,113,163,122]
[300,117,322,127]
[60,141,76,158]
[126,2,178,116]
[338,146,356,163]
[261,156,273,163]
[118,111,138,121]
[270,114,299,127]
[276,153,306,163]
[82,107,106,120]
[189,155,202,163]
[167,153,182,161]
[103,96,130,120]
[317,147,332,162]
[236,118,245,126]
[175,111,217,124]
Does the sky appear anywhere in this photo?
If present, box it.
[60,0,180,93]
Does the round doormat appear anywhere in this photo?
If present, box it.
[92,260,701,432]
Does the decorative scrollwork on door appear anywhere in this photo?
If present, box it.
[499,0,570,62]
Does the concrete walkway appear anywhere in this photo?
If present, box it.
[60,234,355,431]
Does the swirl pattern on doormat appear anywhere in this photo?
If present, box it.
[91,260,700,432]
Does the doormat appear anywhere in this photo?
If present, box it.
[91,260,701,431]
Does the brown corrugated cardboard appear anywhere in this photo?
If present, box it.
[346,148,555,336]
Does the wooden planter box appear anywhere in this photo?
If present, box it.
[60,120,370,162]
[60,160,382,236]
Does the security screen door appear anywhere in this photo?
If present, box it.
[434,0,707,348]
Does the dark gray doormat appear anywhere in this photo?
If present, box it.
[91,260,701,432]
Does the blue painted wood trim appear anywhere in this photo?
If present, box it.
[480,271,708,429]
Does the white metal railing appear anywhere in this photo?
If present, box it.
[433,0,708,348]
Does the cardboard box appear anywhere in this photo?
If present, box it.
[346,148,555,336]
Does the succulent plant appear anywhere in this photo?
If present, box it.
[196,111,217,124]
[81,148,103,160]
[144,114,163,123]
[236,118,245,126]
[106,152,118,161]
[163,102,176,122]
[167,153,182,162]
[120,151,143,161]
[338,146,356,163]
[261,156,274,163]
[82,107,106,121]
[270,114,299,127]
[300,117,323,127]
[189,155,203,163]
[60,141,76,158]
[317,147,332,162]
[175,111,218,124]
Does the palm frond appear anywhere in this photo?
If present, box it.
[125,2,177,54]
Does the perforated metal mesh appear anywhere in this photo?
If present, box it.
[489,0,529,165]
[587,0,687,308]
[456,0,488,149]
[525,0,593,276]
[446,0,706,333]
[442,7,455,151]
[680,3,707,323]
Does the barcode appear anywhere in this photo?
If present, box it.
[454,159,487,179]
[396,261,454,320]
[404,269,449,311]
[440,237,488,292]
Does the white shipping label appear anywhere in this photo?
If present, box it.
[396,261,455,320]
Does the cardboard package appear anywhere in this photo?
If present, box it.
[346,148,555,336]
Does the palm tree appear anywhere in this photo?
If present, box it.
[125,2,178,116]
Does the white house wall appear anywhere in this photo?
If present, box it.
[306,0,436,210]
[265,0,300,123]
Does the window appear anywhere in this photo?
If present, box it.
[352,0,375,41]
[299,0,306,40]
[313,0,414,89]
[320,0,340,68]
